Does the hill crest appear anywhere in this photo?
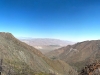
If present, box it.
[46,40,100,71]
[0,32,78,75]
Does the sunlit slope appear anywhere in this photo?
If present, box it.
[0,32,78,75]
[47,40,100,70]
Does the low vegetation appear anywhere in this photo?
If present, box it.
[0,32,78,75]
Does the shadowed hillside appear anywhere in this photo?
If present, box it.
[0,32,78,75]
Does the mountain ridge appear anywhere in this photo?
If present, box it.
[20,38,75,46]
[46,40,100,71]
[0,32,78,75]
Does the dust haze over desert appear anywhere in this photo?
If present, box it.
[0,0,100,75]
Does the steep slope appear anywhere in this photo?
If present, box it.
[0,32,78,75]
[46,40,100,71]
[79,61,100,75]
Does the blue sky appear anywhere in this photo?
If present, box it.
[0,0,100,42]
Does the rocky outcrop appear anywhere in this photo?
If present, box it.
[79,60,100,75]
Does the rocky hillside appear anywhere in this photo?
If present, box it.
[0,32,78,75]
[46,40,100,71]
[79,60,100,75]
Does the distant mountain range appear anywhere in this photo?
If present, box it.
[19,38,75,46]
[0,32,78,75]
[46,40,100,71]
[19,38,75,54]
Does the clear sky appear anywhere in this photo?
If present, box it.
[0,0,100,42]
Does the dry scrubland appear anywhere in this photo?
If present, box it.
[0,32,77,75]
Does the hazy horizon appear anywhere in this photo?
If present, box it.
[17,36,100,42]
[0,0,100,42]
